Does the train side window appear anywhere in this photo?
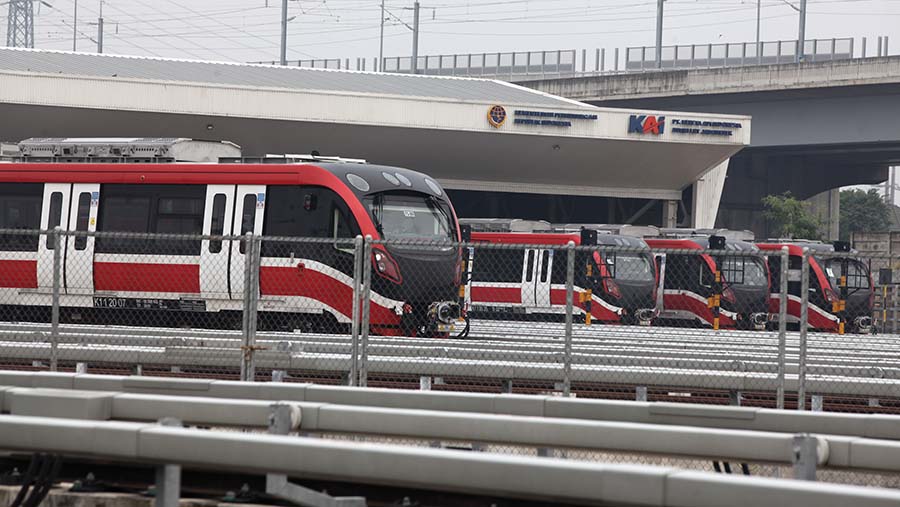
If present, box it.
[97,184,204,255]
[471,248,525,283]
[97,195,152,253]
[0,183,42,252]
[239,194,257,254]
[209,194,227,254]
[45,192,63,249]
[74,193,91,251]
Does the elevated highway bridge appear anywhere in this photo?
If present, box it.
[522,56,900,237]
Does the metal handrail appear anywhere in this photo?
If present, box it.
[3,414,898,505]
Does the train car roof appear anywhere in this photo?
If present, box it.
[470,231,580,245]
[688,236,761,253]
[0,161,449,202]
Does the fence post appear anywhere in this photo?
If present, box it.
[776,247,789,409]
[240,234,260,382]
[349,235,363,387]
[792,434,818,481]
[797,248,810,410]
[50,227,61,372]
[563,241,575,397]
[155,417,183,507]
[359,236,373,387]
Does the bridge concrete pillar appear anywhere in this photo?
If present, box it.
[662,199,678,227]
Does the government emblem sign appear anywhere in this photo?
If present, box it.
[487,105,507,128]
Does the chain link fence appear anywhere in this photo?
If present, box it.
[0,229,897,414]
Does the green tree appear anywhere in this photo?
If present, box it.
[840,188,892,241]
[762,192,822,240]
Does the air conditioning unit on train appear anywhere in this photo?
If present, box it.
[17,137,242,162]
[458,218,551,233]
[660,227,755,242]
[553,224,660,238]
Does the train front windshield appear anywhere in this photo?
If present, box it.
[743,258,768,287]
[821,258,869,290]
[368,193,455,241]
[613,253,655,282]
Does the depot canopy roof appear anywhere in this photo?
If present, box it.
[0,48,750,200]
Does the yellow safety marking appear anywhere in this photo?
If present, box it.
[840,275,847,288]
[715,271,721,283]
[838,321,845,335]
[713,317,720,331]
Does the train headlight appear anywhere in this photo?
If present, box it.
[371,248,402,284]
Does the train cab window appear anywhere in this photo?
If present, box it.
[262,186,360,258]
[45,192,63,249]
[74,193,91,251]
[825,259,869,290]
[239,194,257,255]
[471,248,525,283]
[209,194,227,254]
[0,183,42,251]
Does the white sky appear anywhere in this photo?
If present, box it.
[4,0,899,64]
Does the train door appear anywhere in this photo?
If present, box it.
[229,185,266,299]
[199,185,235,300]
[521,249,552,308]
[64,184,99,295]
[36,184,71,291]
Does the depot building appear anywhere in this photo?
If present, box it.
[0,48,749,228]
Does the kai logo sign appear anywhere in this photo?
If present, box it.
[628,114,665,135]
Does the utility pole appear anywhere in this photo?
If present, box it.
[6,0,35,48]
[655,0,664,68]
[756,0,761,63]
[280,0,288,65]
[73,0,77,50]
[411,1,420,74]
[797,0,807,62]
[378,0,385,71]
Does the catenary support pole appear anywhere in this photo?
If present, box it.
[280,0,288,65]
[378,0,385,71]
[411,1,420,74]
[756,0,761,63]
[73,0,78,51]
[797,0,807,62]
[655,0,664,68]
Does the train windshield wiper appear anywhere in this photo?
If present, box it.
[426,196,453,239]
[371,194,384,235]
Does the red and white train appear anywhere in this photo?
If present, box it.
[757,241,874,333]
[0,143,463,336]
[460,220,658,325]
